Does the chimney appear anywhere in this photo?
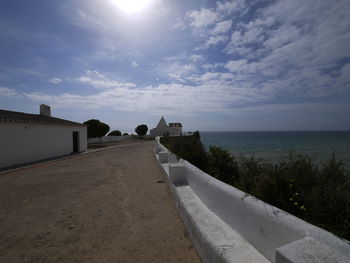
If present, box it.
[40,104,51,117]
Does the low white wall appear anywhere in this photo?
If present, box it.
[0,123,87,168]
[155,139,350,263]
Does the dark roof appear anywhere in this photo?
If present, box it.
[0,109,85,127]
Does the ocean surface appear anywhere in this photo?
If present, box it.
[200,131,350,164]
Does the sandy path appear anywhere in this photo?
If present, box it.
[0,141,200,263]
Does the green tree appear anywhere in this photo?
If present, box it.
[135,124,148,138]
[123,132,129,136]
[108,130,122,136]
[83,119,110,138]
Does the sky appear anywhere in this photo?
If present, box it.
[0,0,350,132]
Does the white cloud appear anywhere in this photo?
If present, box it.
[131,60,139,67]
[219,0,350,102]
[202,63,224,70]
[212,20,232,35]
[188,8,218,29]
[164,53,204,62]
[216,0,243,16]
[226,27,264,50]
[235,102,350,115]
[2,67,45,77]
[225,59,249,72]
[206,35,229,47]
[189,54,204,62]
[263,25,301,49]
[0,87,21,98]
[173,18,186,30]
[167,64,196,82]
[49,78,62,84]
[336,63,350,86]
[0,69,271,116]
[188,72,234,84]
[77,70,135,89]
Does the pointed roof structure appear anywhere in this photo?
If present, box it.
[156,116,168,128]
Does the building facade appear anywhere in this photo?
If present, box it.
[0,105,87,169]
[150,116,182,138]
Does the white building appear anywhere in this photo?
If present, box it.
[0,104,87,169]
[150,116,182,138]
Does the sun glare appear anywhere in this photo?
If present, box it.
[113,0,151,14]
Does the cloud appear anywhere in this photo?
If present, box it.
[19,84,232,115]
[1,69,271,116]
[189,54,204,62]
[2,0,349,122]
[0,87,22,98]
[225,59,249,73]
[173,17,186,30]
[206,35,229,47]
[188,72,234,84]
[219,0,350,101]
[187,2,241,48]
[202,63,224,71]
[225,27,264,54]
[263,25,301,50]
[336,63,350,86]
[3,63,348,118]
[167,64,196,82]
[188,8,218,29]
[77,70,135,89]
[216,0,244,16]
[131,60,139,67]
[49,78,62,84]
[2,67,45,77]
[164,53,204,62]
[211,20,232,35]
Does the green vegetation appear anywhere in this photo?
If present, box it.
[123,133,129,136]
[135,124,148,138]
[161,131,207,169]
[84,119,110,138]
[160,133,350,240]
[108,130,122,136]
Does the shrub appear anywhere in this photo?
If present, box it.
[83,119,110,138]
[207,146,239,185]
[236,152,350,240]
[108,130,122,136]
[135,124,148,138]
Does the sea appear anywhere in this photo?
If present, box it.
[200,131,350,165]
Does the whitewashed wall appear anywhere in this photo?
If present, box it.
[0,123,87,168]
[155,140,350,263]
[150,126,181,138]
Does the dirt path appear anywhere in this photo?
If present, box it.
[0,141,200,263]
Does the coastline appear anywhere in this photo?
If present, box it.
[200,130,350,164]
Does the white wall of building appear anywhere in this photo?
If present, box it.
[0,123,87,168]
[150,126,181,138]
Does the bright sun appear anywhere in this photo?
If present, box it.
[113,0,151,14]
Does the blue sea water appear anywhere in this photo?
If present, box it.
[200,131,350,164]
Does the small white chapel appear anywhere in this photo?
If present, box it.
[150,116,182,138]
